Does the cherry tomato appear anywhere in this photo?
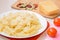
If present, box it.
[54,18,60,26]
[17,3,24,7]
[47,27,57,37]
[33,4,38,8]
[26,4,32,8]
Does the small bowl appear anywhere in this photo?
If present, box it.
[0,10,48,40]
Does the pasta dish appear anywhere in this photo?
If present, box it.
[0,12,41,37]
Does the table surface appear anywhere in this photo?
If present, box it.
[0,0,60,40]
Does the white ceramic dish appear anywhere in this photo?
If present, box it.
[0,10,47,39]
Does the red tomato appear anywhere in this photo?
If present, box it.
[26,4,32,8]
[47,27,57,37]
[33,4,38,8]
[54,18,60,26]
